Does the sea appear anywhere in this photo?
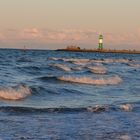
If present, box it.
[0,49,140,140]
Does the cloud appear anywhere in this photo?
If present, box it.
[42,29,98,43]
[20,28,42,40]
[104,31,140,45]
[0,27,140,49]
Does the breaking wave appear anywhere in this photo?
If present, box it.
[120,104,133,112]
[49,57,60,61]
[49,57,134,64]
[72,61,88,66]
[71,58,90,63]
[88,66,107,74]
[91,59,131,63]
[57,75,122,85]
[0,85,31,100]
[50,64,71,71]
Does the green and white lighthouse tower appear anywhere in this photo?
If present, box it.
[98,34,103,50]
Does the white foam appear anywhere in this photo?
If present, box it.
[72,59,90,66]
[114,59,130,63]
[91,60,104,63]
[91,59,132,63]
[49,58,90,63]
[58,75,122,85]
[49,57,60,61]
[0,85,31,100]
[88,66,107,74]
[49,58,133,65]
[74,59,90,63]
[51,64,71,71]
[72,61,88,66]
[120,104,133,112]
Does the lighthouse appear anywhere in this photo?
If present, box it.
[98,34,103,50]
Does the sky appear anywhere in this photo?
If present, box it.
[0,0,140,50]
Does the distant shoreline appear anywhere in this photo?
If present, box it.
[56,49,140,54]
[0,48,140,54]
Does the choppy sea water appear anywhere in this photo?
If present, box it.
[0,49,140,140]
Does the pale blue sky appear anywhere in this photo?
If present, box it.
[0,0,140,49]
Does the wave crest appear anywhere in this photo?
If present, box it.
[0,85,31,100]
[88,66,107,74]
[120,104,133,112]
[50,64,71,71]
[49,57,134,64]
[57,75,122,85]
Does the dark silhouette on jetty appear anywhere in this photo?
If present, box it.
[57,35,140,54]
[57,46,140,54]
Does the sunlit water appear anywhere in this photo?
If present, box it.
[0,49,140,139]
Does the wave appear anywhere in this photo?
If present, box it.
[127,63,140,67]
[94,63,104,66]
[71,59,91,66]
[17,57,32,62]
[120,104,133,112]
[57,75,122,85]
[50,58,90,63]
[91,59,133,64]
[50,64,71,71]
[49,57,60,61]
[107,59,129,63]
[49,57,134,64]
[49,57,91,66]
[72,59,90,63]
[88,66,107,74]
[0,85,31,100]
[72,61,88,66]
[0,106,108,113]
[18,66,41,71]
[0,103,138,113]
